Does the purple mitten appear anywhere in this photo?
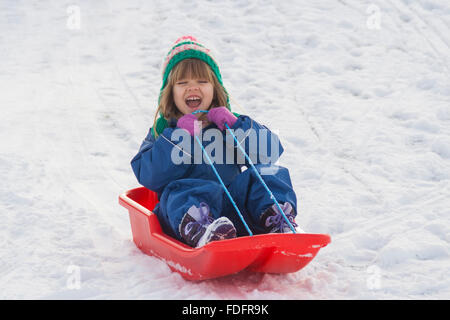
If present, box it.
[177,114,202,136]
[207,106,238,131]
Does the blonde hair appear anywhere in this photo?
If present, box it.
[153,59,228,136]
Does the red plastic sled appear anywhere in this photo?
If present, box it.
[119,187,331,281]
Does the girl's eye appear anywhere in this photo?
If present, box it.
[176,80,208,85]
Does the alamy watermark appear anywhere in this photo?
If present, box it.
[66,5,81,30]
[168,123,281,175]
[66,264,81,290]
[366,265,382,290]
[366,4,381,30]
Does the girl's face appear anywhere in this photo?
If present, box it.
[172,78,214,116]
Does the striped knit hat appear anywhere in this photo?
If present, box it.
[152,36,233,137]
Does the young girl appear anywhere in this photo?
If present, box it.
[131,36,299,247]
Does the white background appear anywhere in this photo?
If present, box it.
[1,0,449,299]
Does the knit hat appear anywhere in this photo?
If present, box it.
[152,36,234,138]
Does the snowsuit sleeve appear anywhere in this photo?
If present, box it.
[226,115,284,165]
[131,127,192,194]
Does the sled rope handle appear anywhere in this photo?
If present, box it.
[223,122,297,234]
[192,110,296,234]
[192,110,253,236]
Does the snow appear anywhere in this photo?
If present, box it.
[1,0,449,299]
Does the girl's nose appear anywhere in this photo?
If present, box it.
[187,84,199,91]
[186,80,200,91]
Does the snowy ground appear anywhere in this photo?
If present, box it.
[1,0,449,299]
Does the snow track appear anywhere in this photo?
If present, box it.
[1,0,449,299]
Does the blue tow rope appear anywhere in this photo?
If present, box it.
[224,122,297,234]
[191,110,296,235]
[192,111,253,236]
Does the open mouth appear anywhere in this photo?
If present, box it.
[185,95,202,109]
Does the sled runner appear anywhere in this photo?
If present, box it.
[119,187,331,281]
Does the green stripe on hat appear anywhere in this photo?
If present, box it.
[160,49,224,93]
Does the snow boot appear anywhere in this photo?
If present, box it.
[179,202,237,247]
[260,202,300,233]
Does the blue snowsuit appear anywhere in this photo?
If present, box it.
[131,115,297,241]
